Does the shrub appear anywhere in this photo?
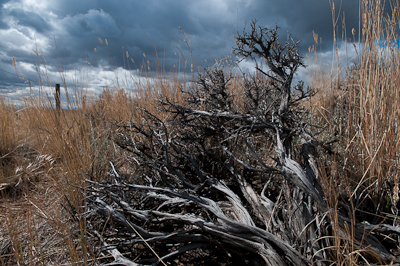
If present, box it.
[74,21,400,265]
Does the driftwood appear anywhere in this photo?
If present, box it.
[76,21,400,265]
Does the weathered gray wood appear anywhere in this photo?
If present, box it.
[73,21,400,266]
[85,175,310,266]
[93,230,143,266]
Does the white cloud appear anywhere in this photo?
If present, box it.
[0,58,154,106]
[0,27,51,56]
[0,28,30,48]
[4,0,51,12]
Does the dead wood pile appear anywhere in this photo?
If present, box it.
[74,21,400,265]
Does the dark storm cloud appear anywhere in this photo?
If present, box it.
[240,0,361,54]
[0,0,395,100]
[0,19,9,29]
[0,0,9,29]
[98,0,365,72]
[9,8,52,33]
[62,9,120,37]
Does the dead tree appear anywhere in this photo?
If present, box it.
[78,21,400,265]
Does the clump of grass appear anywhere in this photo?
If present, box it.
[0,98,31,190]
[309,0,400,263]
[312,0,400,210]
[346,1,400,206]
[0,175,95,265]
[0,98,18,183]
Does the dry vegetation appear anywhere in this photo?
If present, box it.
[1,0,400,265]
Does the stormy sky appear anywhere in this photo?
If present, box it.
[0,0,376,103]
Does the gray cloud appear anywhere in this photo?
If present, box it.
[0,0,396,102]
[0,19,9,29]
[8,8,52,33]
[61,9,121,38]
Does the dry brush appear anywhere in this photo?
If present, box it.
[73,21,400,265]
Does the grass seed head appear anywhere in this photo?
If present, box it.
[179,26,185,36]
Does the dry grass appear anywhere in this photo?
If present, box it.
[0,177,82,265]
[345,1,400,201]
[311,0,400,208]
[307,0,400,264]
[0,98,21,184]
[0,41,191,264]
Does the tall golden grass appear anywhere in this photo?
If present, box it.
[347,0,400,203]
[0,98,18,182]
[307,0,400,263]
[311,0,400,208]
